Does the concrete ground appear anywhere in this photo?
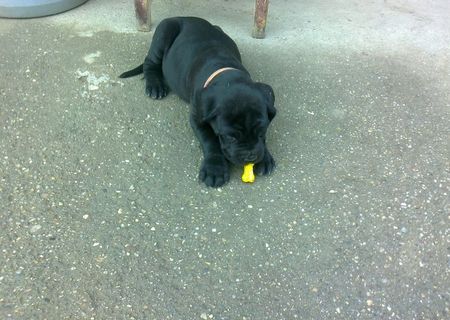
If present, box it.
[1,0,449,319]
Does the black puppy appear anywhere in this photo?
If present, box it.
[120,17,276,187]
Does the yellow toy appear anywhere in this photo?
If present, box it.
[242,163,255,183]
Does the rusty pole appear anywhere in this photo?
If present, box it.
[252,0,269,39]
[135,0,152,32]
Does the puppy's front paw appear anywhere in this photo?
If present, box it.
[199,155,230,187]
[254,151,275,176]
[145,79,168,100]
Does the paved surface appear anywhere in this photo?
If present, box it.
[1,0,449,319]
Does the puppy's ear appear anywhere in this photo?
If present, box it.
[193,88,219,123]
[255,83,276,121]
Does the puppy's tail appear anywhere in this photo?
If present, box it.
[119,64,144,78]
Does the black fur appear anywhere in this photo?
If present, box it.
[120,17,276,187]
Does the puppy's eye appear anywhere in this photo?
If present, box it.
[257,129,266,138]
[254,125,267,138]
[221,135,237,143]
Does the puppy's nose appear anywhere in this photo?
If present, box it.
[243,152,258,162]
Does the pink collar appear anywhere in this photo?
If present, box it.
[203,67,238,88]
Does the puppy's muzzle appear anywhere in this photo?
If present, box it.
[242,151,259,162]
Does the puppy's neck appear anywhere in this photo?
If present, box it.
[203,67,239,88]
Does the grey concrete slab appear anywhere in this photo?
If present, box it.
[1,1,449,319]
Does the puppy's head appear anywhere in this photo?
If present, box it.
[196,82,276,165]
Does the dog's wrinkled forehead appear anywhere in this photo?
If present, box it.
[221,93,267,120]
[221,108,265,128]
[217,101,269,136]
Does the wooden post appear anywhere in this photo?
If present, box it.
[135,0,152,32]
[252,0,269,39]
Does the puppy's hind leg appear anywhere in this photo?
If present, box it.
[144,18,181,99]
